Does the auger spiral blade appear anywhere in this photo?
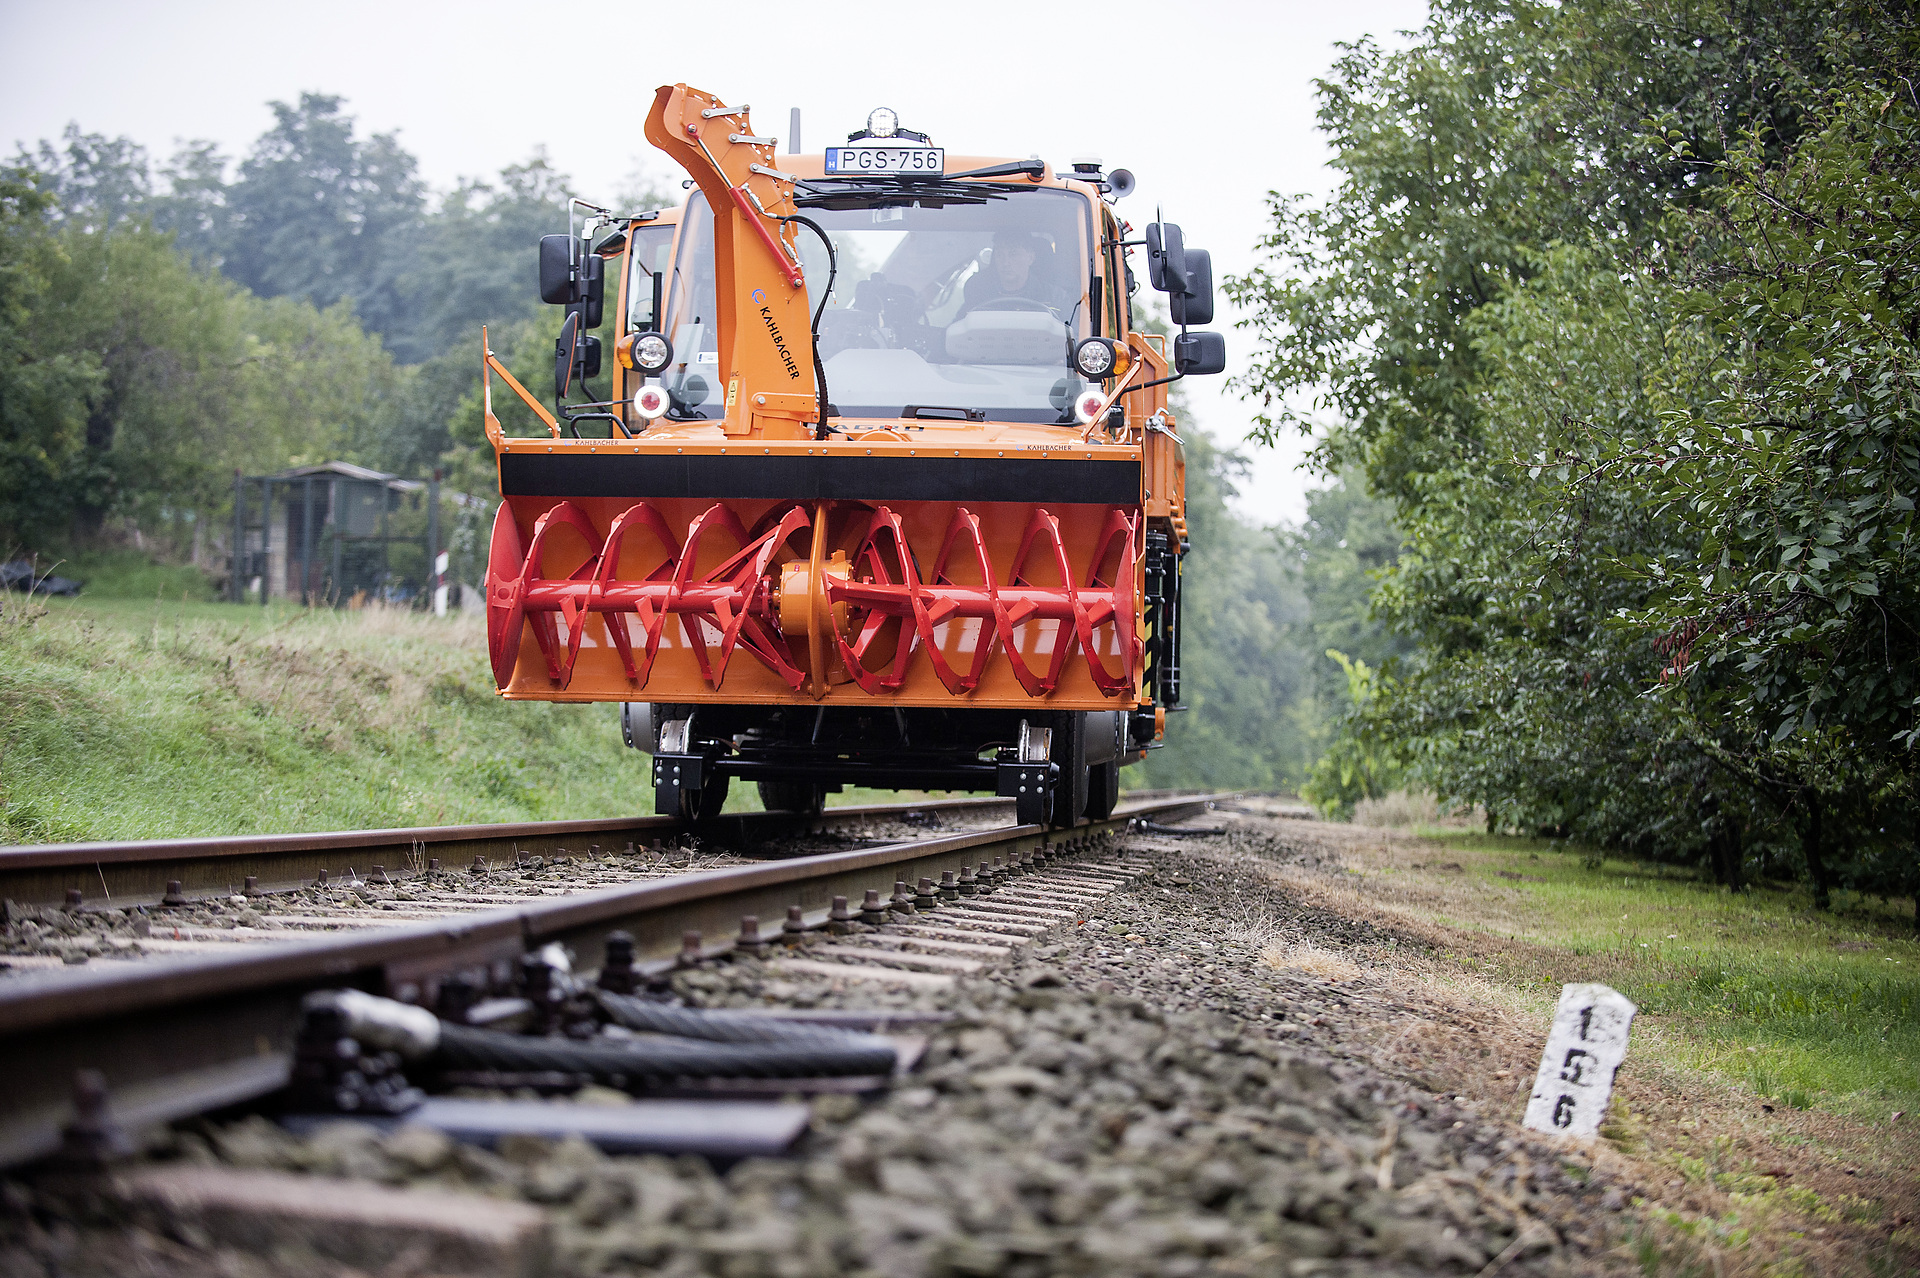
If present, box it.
[824,504,1142,698]
[485,501,810,693]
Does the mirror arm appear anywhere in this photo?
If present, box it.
[1120,372,1186,395]
[1077,358,1148,440]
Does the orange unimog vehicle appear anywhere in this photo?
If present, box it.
[481,86,1225,825]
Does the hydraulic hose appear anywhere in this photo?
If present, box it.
[594,990,882,1046]
[781,213,837,439]
[306,987,899,1085]
[434,1020,897,1082]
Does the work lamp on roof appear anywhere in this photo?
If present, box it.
[867,108,899,138]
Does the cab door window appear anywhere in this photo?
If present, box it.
[625,224,676,332]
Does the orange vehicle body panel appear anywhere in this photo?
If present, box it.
[482,85,1186,714]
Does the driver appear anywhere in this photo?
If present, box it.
[959,230,1069,315]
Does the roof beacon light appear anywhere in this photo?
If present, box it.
[867,108,899,139]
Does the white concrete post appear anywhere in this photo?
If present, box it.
[1522,983,1636,1138]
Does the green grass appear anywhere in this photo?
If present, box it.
[0,594,693,842]
[0,593,1008,845]
[14,546,220,602]
[1406,826,1920,1122]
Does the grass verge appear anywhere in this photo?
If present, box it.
[1281,815,1920,1273]
[1397,827,1919,1125]
[0,595,675,842]
[0,594,1005,844]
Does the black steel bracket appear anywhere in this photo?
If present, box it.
[996,760,1058,826]
[652,753,707,813]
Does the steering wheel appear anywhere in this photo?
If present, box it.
[970,296,1056,314]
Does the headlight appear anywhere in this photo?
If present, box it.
[1073,336,1123,379]
[633,384,670,421]
[618,331,673,376]
[867,107,899,139]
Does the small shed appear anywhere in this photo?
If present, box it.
[231,462,436,606]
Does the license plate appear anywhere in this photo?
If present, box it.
[825,145,945,175]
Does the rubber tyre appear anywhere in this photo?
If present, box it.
[1085,758,1120,821]
[677,773,730,821]
[1046,712,1091,829]
[757,781,825,815]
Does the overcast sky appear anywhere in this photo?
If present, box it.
[1,0,1426,526]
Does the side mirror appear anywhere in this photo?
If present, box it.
[539,234,575,305]
[555,311,605,400]
[1145,222,1186,294]
[1170,248,1214,326]
[581,254,605,329]
[1173,330,1226,376]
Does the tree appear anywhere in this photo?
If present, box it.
[1302,649,1406,818]
[1624,76,1919,773]
[220,93,427,349]
[1281,475,1411,705]
[1135,427,1314,791]
[0,168,102,550]
[1229,0,1916,901]
[150,140,233,266]
[16,126,152,236]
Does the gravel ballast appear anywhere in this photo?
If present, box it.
[1,809,1636,1277]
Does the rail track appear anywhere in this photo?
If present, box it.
[0,792,1222,1170]
[0,794,1024,912]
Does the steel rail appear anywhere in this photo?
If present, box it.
[0,793,1222,1168]
[0,795,1025,909]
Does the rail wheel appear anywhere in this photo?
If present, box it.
[757,781,826,815]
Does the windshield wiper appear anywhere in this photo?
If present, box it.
[903,405,988,422]
[942,159,1047,181]
[793,176,1025,210]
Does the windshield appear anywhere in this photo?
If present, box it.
[661,188,1093,423]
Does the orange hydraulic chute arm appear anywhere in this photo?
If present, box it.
[643,85,819,436]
